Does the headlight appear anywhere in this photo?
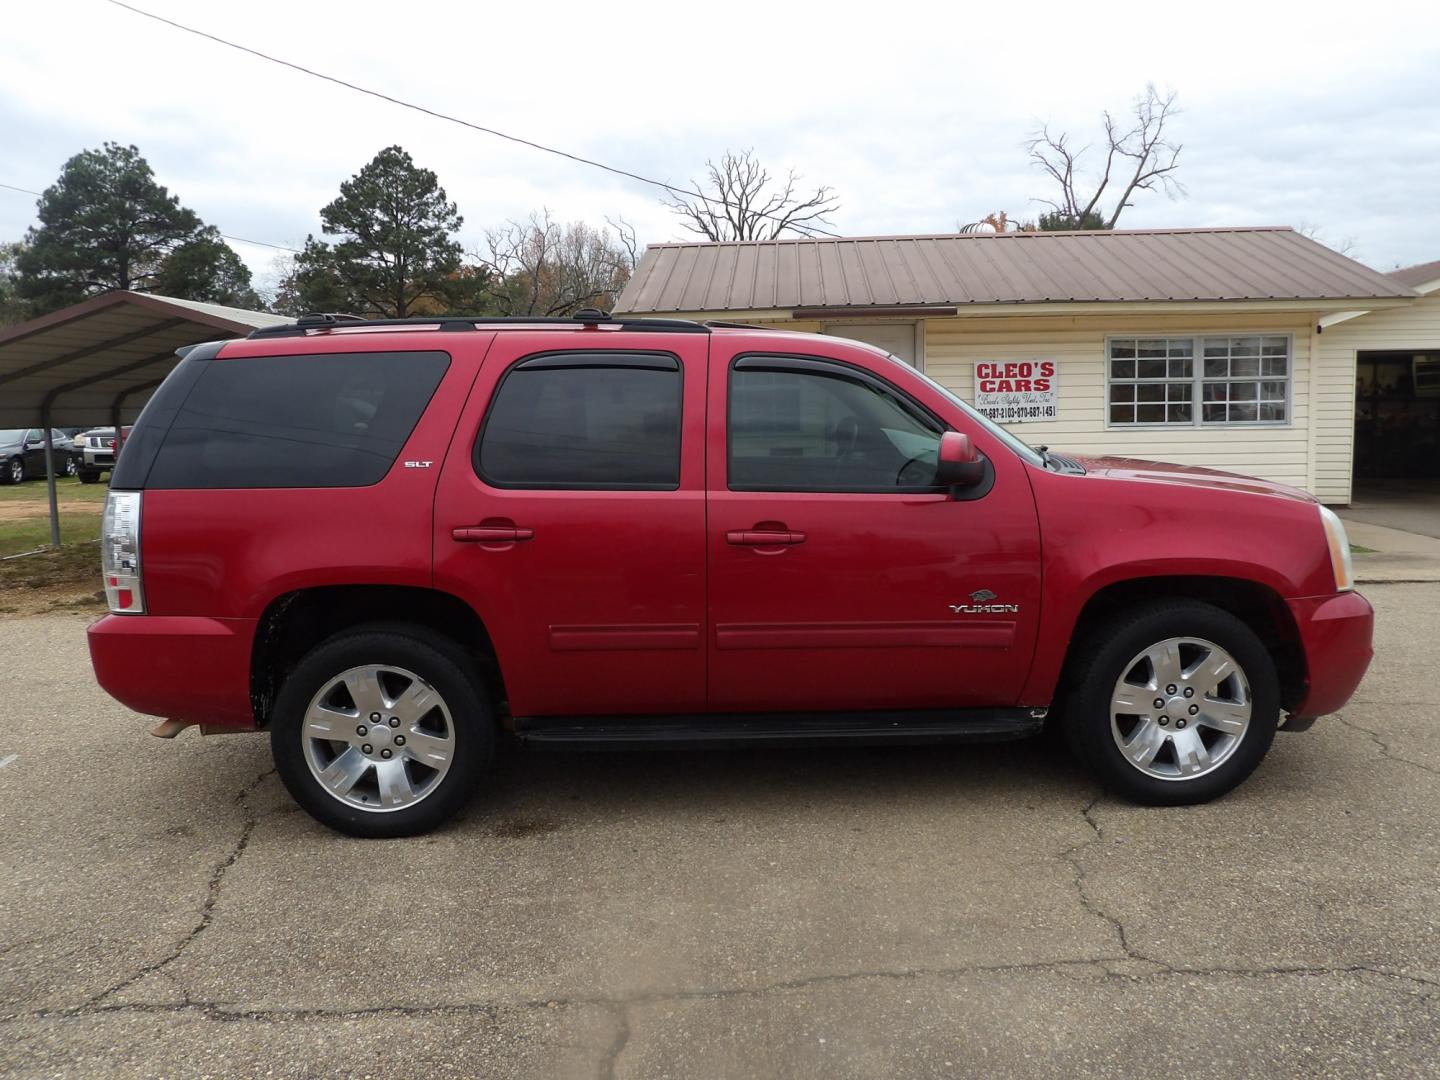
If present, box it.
[1318,505,1354,593]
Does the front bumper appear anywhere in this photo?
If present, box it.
[83,448,115,468]
[1285,590,1375,721]
[87,614,258,731]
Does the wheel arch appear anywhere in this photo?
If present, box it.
[250,584,506,728]
[1046,575,1306,713]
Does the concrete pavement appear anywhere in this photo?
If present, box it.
[1,587,1437,1078]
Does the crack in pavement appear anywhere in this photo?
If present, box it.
[1333,714,1440,779]
[7,957,1434,1029]
[597,1003,631,1080]
[1060,791,1146,963]
[83,766,276,1009]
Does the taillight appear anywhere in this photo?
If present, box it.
[101,490,145,614]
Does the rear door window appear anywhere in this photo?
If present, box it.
[145,351,450,489]
[475,353,682,489]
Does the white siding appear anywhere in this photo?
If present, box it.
[1311,294,1440,504]
[921,313,1316,491]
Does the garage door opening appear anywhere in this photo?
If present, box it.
[1348,350,1440,536]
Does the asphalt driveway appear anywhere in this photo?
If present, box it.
[1,585,1436,1078]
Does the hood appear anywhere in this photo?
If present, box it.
[1071,454,1317,504]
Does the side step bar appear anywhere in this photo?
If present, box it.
[513,708,1048,748]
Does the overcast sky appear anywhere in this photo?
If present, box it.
[2,0,1437,296]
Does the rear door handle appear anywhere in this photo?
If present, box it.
[725,529,806,546]
[452,525,534,543]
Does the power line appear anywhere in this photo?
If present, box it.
[102,0,842,240]
[0,180,302,253]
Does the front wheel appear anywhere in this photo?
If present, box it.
[77,470,101,484]
[1062,600,1279,805]
[5,457,23,484]
[270,627,494,837]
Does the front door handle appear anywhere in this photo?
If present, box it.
[725,529,806,546]
[452,525,534,543]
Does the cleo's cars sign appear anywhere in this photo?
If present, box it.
[974,360,1058,423]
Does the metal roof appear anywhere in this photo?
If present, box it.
[1389,259,1440,291]
[615,226,1418,315]
[0,290,288,428]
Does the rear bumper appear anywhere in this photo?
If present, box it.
[1285,590,1375,721]
[87,614,257,731]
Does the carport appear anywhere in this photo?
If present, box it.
[0,291,288,545]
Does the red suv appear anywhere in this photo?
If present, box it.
[88,312,1374,836]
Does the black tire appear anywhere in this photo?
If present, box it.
[77,470,101,484]
[1061,600,1279,806]
[4,457,23,485]
[270,626,494,837]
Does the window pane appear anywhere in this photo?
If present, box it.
[1110,384,1136,403]
[1229,402,1258,422]
[1203,382,1226,401]
[1138,382,1165,402]
[1261,338,1288,356]
[1231,356,1260,377]
[1262,356,1288,376]
[148,351,450,489]
[1203,403,1227,422]
[1204,357,1228,378]
[479,362,681,488]
[1110,340,1136,358]
[1138,339,1168,357]
[1137,403,1166,423]
[1261,381,1287,401]
[1228,381,1260,402]
[1259,403,1287,422]
[1138,359,1167,379]
[1110,403,1135,424]
[1168,340,1193,357]
[729,368,942,491]
[1231,337,1261,355]
[1167,403,1193,423]
[1110,358,1136,379]
[1168,357,1193,378]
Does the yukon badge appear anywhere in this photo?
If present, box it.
[950,588,1020,615]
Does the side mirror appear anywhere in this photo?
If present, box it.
[935,431,985,488]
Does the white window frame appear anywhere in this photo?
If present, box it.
[1104,333,1294,430]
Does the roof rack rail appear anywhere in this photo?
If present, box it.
[247,311,710,339]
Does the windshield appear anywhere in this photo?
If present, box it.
[895,359,1046,467]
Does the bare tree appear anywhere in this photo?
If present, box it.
[478,211,637,316]
[1027,85,1184,229]
[664,149,839,240]
[1297,221,1360,259]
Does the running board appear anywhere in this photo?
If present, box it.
[513,708,1047,748]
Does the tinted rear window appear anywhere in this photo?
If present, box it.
[476,355,682,489]
[145,351,450,489]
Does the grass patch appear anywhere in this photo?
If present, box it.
[0,476,108,504]
[0,479,106,609]
[1350,543,1378,555]
[0,541,102,590]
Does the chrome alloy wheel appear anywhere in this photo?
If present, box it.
[1110,637,1252,781]
[301,664,456,812]
[7,458,22,483]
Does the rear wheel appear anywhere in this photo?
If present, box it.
[270,627,494,837]
[64,456,79,477]
[1062,600,1279,805]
